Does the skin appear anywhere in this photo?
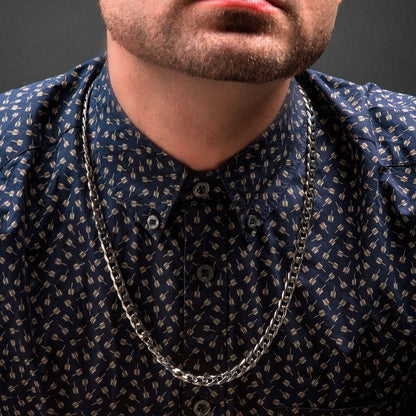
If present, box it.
[99,0,342,171]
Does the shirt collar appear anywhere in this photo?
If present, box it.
[218,79,307,236]
[88,63,187,238]
[88,62,308,239]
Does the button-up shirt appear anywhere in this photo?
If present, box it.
[0,55,415,415]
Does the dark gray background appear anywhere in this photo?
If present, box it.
[0,0,415,95]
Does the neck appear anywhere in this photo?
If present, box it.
[106,37,292,171]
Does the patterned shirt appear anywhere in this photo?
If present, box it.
[0,55,416,416]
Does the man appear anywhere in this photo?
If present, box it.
[0,0,415,414]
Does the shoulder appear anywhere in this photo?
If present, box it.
[302,69,416,116]
[0,55,105,171]
[300,70,416,166]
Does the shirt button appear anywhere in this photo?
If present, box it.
[193,182,210,198]
[246,214,261,231]
[146,214,160,230]
[196,264,215,283]
[193,399,212,416]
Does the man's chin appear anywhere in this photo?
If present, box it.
[170,53,300,84]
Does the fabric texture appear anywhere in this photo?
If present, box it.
[0,55,415,415]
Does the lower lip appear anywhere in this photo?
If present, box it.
[196,0,277,13]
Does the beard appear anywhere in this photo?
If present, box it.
[101,2,336,84]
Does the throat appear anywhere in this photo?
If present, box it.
[106,46,291,171]
[133,90,289,171]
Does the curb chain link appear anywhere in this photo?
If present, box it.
[81,79,317,387]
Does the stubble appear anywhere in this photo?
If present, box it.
[101,2,335,83]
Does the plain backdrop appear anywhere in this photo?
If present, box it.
[0,0,415,95]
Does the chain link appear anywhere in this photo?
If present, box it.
[80,79,317,387]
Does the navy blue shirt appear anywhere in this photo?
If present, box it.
[0,56,415,415]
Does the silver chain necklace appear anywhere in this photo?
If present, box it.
[80,78,317,387]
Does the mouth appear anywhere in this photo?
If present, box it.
[195,0,285,13]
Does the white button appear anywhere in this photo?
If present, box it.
[193,182,210,198]
[193,399,211,416]
[146,214,160,230]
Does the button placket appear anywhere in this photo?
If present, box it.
[182,173,228,405]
